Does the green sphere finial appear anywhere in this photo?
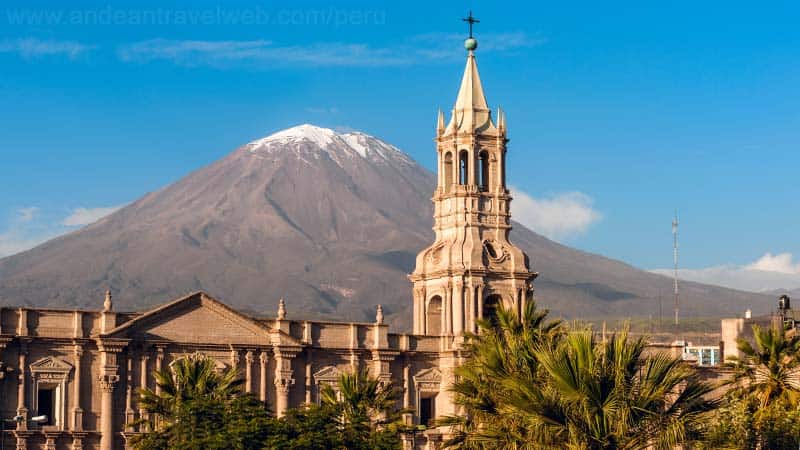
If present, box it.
[464,38,478,51]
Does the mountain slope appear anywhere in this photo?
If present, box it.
[0,125,773,329]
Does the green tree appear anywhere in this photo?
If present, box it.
[701,323,800,449]
[439,300,564,448]
[441,302,716,450]
[726,323,800,408]
[527,329,716,450]
[320,366,409,449]
[132,353,275,450]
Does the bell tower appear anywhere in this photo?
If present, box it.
[410,24,537,337]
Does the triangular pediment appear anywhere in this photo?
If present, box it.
[413,368,441,383]
[30,356,72,374]
[313,365,341,382]
[102,292,270,345]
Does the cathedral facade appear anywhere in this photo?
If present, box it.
[0,40,535,450]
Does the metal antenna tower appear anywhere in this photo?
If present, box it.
[672,212,679,325]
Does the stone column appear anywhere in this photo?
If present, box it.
[154,346,164,395]
[72,343,84,431]
[99,376,118,450]
[304,352,312,404]
[476,284,485,326]
[259,351,268,402]
[97,339,125,450]
[125,353,135,431]
[401,355,412,422]
[229,348,240,373]
[444,287,453,335]
[244,350,254,393]
[453,281,464,336]
[273,348,299,417]
[16,340,29,430]
[138,352,149,430]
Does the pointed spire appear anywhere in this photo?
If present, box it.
[497,106,505,131]
[375,304,384,324]
[437,109,445,134]
[103,290,113,312]
[445,41,496,134]
[277,298,286,320]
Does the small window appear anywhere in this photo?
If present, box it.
[443,152,454,190]
[420,396,435,426]
[483,295,502,327]
[479,151,489,191]
[37,387,55,426]
[427,296,443,335]
[459,151,469,185]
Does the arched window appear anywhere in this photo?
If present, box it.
[443,152,453,191]
[427,296,443,335]
[483,294,502,327]
[459,150,469,185]
[478,151,489,191]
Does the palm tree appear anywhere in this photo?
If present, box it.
[523,329,716,450]
[438,301,563,449]
[137,353,243,420]
[725,323,800,408]
[133,353,269,450]
[440,303,715,450]
[320,366,407,431]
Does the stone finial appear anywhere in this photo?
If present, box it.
[376,304,384,325]
[436,109,445,134]
[103,290,113,312]
[277,298,286,320]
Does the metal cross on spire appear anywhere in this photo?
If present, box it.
[462,11,480,38]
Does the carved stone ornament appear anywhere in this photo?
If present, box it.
[426,241,447,265]
[413,368,442,392]
[29,356,73,377]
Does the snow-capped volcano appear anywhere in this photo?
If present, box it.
[247,124,414,166]
[0,124,773,328]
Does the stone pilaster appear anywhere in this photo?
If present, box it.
[15,339,29,430]
[125,352,135,431]
[259,350,268,402]
[138,351,149,430]
[245,350,254,393]
[402,355,412,424]
[96,339,126,450]
[273,347,300,416]
[453,280,464,336]
[72,343,84,431]
[304,351,312,404]
[154,345,165,395]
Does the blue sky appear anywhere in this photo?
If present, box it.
[1,1,799,291]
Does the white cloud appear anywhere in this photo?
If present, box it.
[0,204,124,258]
[117,32,543,68]
[651,252,800,293]
[62,206,122,226]
[510,188,602,241]
[17,206,40,222]
[0,38,94,59]
[746,252,800,274]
